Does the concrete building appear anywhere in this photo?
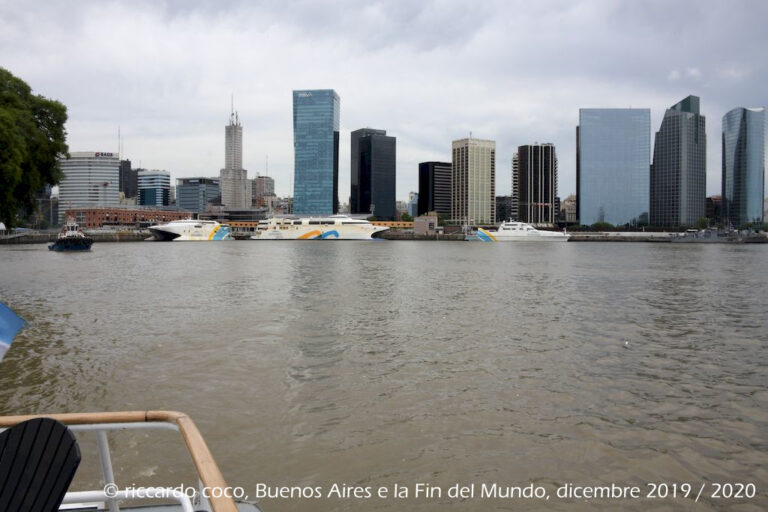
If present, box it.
[452,138,496,225]
[350,128,396,220]
[293,89,340,215]
[219,109,252,208]
[560,194,577,223]
[58,151,120,222]
[414,213,439,235]
[722,107,765,227]
[650,95,706,226]
[138,169,170,207]
[252,175,275,207]
[577,108,650,226]
[418,161,452,217]
[176,178,220,213]
[513,143,558,226]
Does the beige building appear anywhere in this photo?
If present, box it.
[452,138,496,225]
[219,110,252,208]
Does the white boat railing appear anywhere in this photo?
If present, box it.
[0,411,239,512]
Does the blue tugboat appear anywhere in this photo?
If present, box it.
[48,221,94,251]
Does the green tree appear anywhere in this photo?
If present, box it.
[401,213,413,222]
[0,67,68,227]
[694,217,709,230]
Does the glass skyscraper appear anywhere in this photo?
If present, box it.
[650,95,706,226]
[577,109,650,226]
[293,89,340,215]
[722,107,765,227]
[350,128,396,220]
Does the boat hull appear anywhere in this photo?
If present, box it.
[252,216,388,240]
[48,238,94,251]
[476,227,570,242]
[148,221,231,241]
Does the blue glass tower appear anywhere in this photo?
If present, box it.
[293,90,340,215]
[722,107,765,227]
[577,109,650,226]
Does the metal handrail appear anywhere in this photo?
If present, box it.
[0,411,238,512]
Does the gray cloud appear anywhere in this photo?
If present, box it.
[1,0,765,200]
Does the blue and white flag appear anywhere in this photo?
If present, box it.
[0,302,25,361]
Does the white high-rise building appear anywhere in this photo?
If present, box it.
[220,109,251,208]
[58,151,120,222]
[451,138,496,225]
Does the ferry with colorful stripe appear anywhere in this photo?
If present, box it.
[474,221,570,242]
[252,215,387,240]
[148,219,232,241]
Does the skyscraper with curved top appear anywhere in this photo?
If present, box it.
[650,95,706,226]
[293,89,340,215]
[722,107,765,227]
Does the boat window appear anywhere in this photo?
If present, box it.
[309,220,321,225]
[195,224,202,228]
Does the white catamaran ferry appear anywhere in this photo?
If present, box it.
[476,221,570,242]
[148,220,232,241]
[251,215,387,240]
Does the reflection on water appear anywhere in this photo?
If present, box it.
[0,241,766,511]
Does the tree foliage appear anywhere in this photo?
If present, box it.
[0,67,68,227]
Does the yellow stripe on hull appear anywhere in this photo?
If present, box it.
[298,230,322,239]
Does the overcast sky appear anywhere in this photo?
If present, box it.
[1,0,766,201]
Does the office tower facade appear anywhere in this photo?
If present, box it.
[577,108,650,226]
[119,159,137,199]
[418,161,452,217]
[722,107,765,227]
[177,178,220,212]
[495,195,514,223]
[513,143,558,225]
[650,95,706,226]
[138,169,171,206]
[293,89,340,215]
[451,138,496,225]
[511,155,519,221]
[350,128,396,220]
[219,110,251,208]
[58,151,120,222]
[252,175,276,207]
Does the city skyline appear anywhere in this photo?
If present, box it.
[1,1,767,202]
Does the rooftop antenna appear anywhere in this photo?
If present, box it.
[469,131,473,139]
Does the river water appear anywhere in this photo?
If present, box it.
[0,241,766,511]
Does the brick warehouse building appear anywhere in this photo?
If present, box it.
[64,207,192,228]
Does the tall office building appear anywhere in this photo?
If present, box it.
[350,128,396,220]
[577,108,650,226]
[58,152,120,222]
[138,169,171,206]
[451,138,496,225]
[177,178,220,212]
[650,95,706,226]
[119,159,137,199]
[418,162,452,217]
[219,109,251,208]
[722,107,765,227]
[513,143,558,225]
[293,89,340,215]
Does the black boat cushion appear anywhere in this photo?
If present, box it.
[0,418,81,512]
